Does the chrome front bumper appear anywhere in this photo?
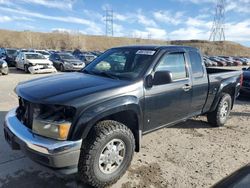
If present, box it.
[3,108,82,174]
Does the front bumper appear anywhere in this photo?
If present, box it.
[3,108,82,174]
[64,64,84,71]
[28,65,57,74]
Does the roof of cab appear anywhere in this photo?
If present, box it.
[112,45,199,51]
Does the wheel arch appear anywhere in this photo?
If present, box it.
[209,80,237,112]
[69,96,143,152]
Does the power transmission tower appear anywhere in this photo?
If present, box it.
[209,0,226,41]
[105,9,113,36]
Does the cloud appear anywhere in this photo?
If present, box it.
[0,15,34,22]
[225,20,250,41]
[153,10,184,25]
[169,26,209,40]
[131,27,167,39]
[136,9,157,27]
[0,7,92,25]
[0,15,13,22]
[186,17,212,28]
[19,0,75,10]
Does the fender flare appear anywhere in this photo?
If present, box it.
[209,78,237,112]
[69,96,143,151]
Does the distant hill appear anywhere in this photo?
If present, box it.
[0,29,250,56]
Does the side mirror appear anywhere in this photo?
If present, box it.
[145,71,173,88]
[153,71,173,85]
[242,68,247,71]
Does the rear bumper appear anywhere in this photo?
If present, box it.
[3,108,82,174]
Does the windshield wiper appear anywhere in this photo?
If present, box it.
[82,69,119,79]
[94,71,119,79]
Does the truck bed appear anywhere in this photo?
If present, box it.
[206,67,239,74]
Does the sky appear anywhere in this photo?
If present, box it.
[0,0,250,46]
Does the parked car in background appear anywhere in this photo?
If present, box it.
[72,49,82,57]
[34,50,51,59]
[209,56,227,66]
[49,52,85,71]
[0,59,8,75]
[240,67,250,97]
[90,51,103,57]
[16,52,56,74]
[1,48,18,67]
[77,53,96,65]
[203,56,213,67]
[232,57,243,66]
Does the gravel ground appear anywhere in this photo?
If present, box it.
[0,68,249,188]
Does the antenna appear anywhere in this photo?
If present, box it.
[105,9,113,36]
[209,0,226,41]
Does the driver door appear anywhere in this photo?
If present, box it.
[144,52,192,132]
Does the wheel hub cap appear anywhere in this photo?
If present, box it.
[220,101,229,118]
[99,139,125,174]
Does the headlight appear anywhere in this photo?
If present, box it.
[2,62,7,67]
[64,61,72,66]
[27,60,36,66]
[32,105,75,140]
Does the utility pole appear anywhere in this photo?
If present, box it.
[209,0,225,41]
[209,0,226,41]
[105,9,114,36]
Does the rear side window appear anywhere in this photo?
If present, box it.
[155,53,188,80]
[189,51,204,78]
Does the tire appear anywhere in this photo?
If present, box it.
[78,120,135,188]
[60,64,65,72]
[24,65,29,73]
[207,93,232,127]
[2,68,8,75]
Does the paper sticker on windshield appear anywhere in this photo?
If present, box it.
[136,50,156,55]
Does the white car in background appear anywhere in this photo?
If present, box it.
[34,50,51,59]
[16,52,57,74]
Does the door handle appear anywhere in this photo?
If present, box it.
[182,84,192,92]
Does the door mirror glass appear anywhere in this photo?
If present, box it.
[153,71,173,85]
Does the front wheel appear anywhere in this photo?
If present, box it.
[78,120,135,188]
[60,64,65,72]
[24,65,29,73]
[207,93,232,127]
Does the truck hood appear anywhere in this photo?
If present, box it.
[16,72,129,104]
[28,59,52,65]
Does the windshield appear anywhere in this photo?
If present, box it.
[59,54,75,60]
[83,48,156,80]
[37,51,50,55]
[6,49,17,56]
[25,53,46,59]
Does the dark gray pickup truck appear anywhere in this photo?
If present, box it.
[3,45,242,187]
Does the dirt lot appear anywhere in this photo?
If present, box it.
[0,68,250,188]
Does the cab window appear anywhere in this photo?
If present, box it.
[155,53,188,80]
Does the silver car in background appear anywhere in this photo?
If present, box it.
[16,52,57,74]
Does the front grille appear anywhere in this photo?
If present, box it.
[16,97,33,129]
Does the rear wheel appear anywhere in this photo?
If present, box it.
[78,120,135,188]
[207,93,232,127]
